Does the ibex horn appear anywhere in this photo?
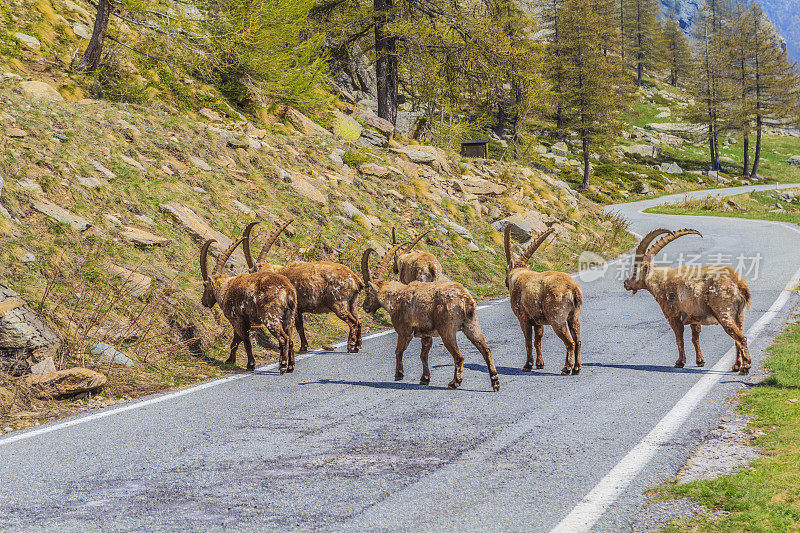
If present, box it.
[200,239,214,281]
[241,222,260,272]
[503,225,513,264]
[645,228,703,262]
[213,236,245,275]
[256,219,294,264]
[520,228,555,264]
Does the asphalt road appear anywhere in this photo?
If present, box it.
[2,183,800,532]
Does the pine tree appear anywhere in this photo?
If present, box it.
[661,14,693,87]
[557,0,629,189]
[623,0,661,86]
[747,3,800,178]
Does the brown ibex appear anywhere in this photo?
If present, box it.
[242,221,364,354]
[361,243,500,391]
[504,226,584,375]
[200,238,297,372]
[391,227,443,283]
[624,228,753,374]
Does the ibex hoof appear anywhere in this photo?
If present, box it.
[560,367,571,375]
[394,372,404,381]
[739,367,750,375]
[674,362,685,368]
[491,379,500,392]
[246,364,256,371]
[571,368,581,375]
[696,360,705,367]
[522,364,533,372]
[448,380,461,389]
[298,347,309,354]
[536,363,545,370]
[279,367,286,375]
[732,364,741,372]
[348,347,359,354]
[287,365,295,373]
[420,376,430,385]
[225,357,236,365]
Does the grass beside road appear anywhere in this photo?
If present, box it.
[645,187,800,225]
[651,318,800,531]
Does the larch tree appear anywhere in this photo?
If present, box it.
[746,3,800,178]
[661,13,693,87]
[623,0,661,86]
[557,0,629,190]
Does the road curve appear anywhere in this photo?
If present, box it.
[1,183,799,532]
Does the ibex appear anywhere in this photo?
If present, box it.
[391,227,443,283]
[361,243,500,391]
[242,221,364,354]
[504,226,583,375]
[200,238,296,372]
[624,228,753,374]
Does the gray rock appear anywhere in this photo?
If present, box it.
[17,179,43,194]
[443,219,473,240]
[31,356,56,375]
[340,201,369,226]
[72,23,91,39]
[0,284,61,367]
[90,159,116,180]
[76,176,104,189]
[188,156,212,171]
[395,111,424,138]
[788,155,800,167]
[31,199,91,230]
[660,162,683,174]
[14,33,41,51]
[104,214,122,227]
[615,144,662,158]
[493,211,548,241]
[330,149,345,166]
[551,141,569,157]
[19,81,63,102]
[90,343,134,367]
[232,200,253,214]
[358,129,388,148]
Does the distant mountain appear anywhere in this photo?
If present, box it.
[659,0,799,63]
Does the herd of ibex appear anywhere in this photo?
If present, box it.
[199,217,754,390]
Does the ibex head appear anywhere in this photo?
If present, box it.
[199,236,245,308]
[624,228,702,294]
[503,224,555,288]
[361,242,408,314]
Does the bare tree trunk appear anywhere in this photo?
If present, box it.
[742,130,750,176]
[750,114,762,178]
[375,0,398,125]
[580,133,590,190]
[76,0,112,72]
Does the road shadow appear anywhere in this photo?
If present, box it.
[299,378,489,393]
[462,362,563,377]
[583,362,731,375]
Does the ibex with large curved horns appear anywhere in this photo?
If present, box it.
[199,237,297,372]
[504,225,583,374]
[242,221,364,354]
[361,243,500,391]
[624,228,753,374]
[390,227,443,283]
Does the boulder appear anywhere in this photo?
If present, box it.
[493,211,548,241]
[90,343,134,367]
[4,126,27,138]
[290,174,328,205]
[31,199,91,231]
[159,202,247,268]
[788,155,800,167]
[26,368,107,399]
[76,175,105,189]
[456,176,507,195]
[119,155,145,172]
[645,122,704,135]
[72,22,91,40]
[660,162,683,174]
[105,263,152,298]
[332,112,362,142]
[90,159,116,180]
[19,81,64,103]
[551,141,569,157]
[358,129,388,148]
[351,108,394,137]
[359,163,390,178]
[395,111,424,138]
[188,156,212,171]
[285,107,331,136]
[1,284,61,370]
[31,356,56,375]
[443,219,473,240]
[340,201,369,226]
[14,33,41,51]
[120,225,170,247]
[199,108,223,122]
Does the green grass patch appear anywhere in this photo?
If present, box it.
[651,319,800,531]
[646,188,800,225]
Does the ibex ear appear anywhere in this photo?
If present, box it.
[368,281,378,292]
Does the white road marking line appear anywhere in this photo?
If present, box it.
[0,301,506,447]
[552,220,800,533]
